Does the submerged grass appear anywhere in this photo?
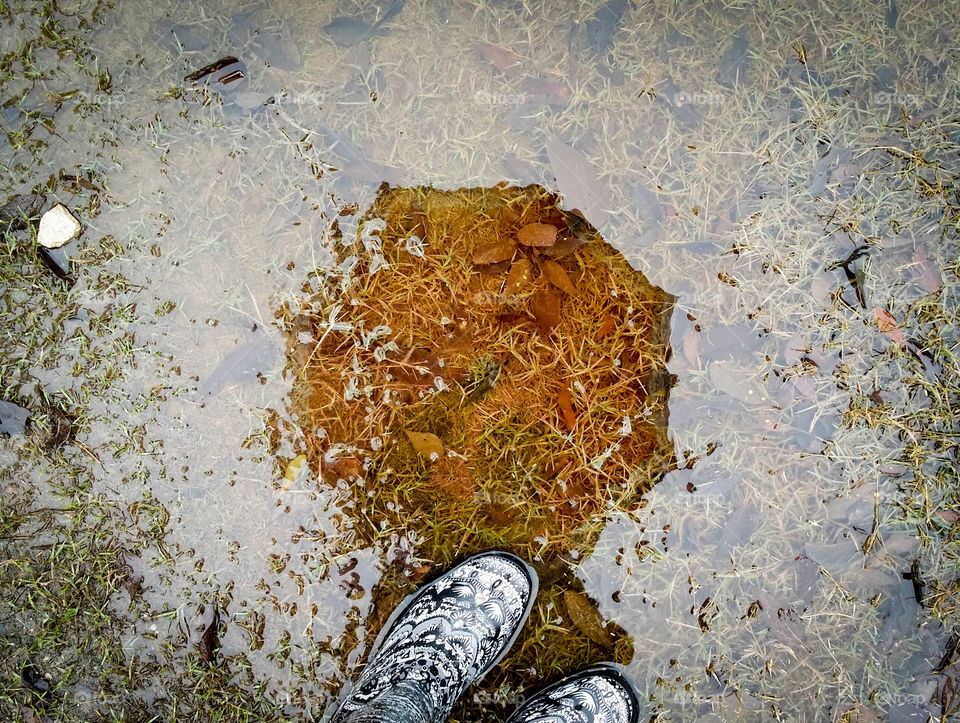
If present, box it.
[1,0,959,720]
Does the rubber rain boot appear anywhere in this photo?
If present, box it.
[331,550,538,723]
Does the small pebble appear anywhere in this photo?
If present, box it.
[37,204,81,249]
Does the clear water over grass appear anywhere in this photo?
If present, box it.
[1,0,958,720]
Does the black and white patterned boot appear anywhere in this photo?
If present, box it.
[505,664,640,723]
[330,550,537,723]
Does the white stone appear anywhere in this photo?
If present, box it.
[37,204,81,249]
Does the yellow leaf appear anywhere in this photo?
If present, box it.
[283,454,307,489]
[404,430,444,460]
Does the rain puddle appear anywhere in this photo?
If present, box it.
[279,183,674,690]
[1,0,958,721]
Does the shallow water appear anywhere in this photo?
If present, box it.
[1,0,958,720]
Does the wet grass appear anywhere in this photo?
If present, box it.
[1,0,959,720]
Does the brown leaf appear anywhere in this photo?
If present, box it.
[199,608,221,664]
[872,307,905,345]
[499,205,520,225]
[404,430,444,459]
[503,257,533,298]
[472,236,516,265]
[564,590,612,647]
[528,286,561,332]
[594,316,616,341]
[541,233,589,259]
[936,510,960,525]
[517,222,558,247]
[328,456,363,480]
[541,259,577,295]
[681,329,699,366]
[522,77,571,105]
[474,43,522,74]
[914,244,942,294]
[558,380,576,430]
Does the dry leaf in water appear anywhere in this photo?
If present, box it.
[472,237,516,265]
[503,257,534,297]
[284,454,307,485]
[872,307,905,345]
[558,380,576,430]
[528,286,562,332]
[681,329,699,367]
[541,233,589,259]
[474,43,522,74]
[594,316,616,342]
[499,205,521,225]
[404,430,444,459]
[913,244,942,294]
[198,608,221,664]
[522,77,571,105]
[564,590,612,647]
[518,222,558,247]
[541,259,577,295]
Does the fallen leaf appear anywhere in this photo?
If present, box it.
[564,590,612,647]
[872,307,905,345]
[404,430,444,459]
[503,257,533,298]
[283,454,307,488]
[528,286,561,332]
[936,510,960,525]
[793,375,817,403]
[472,236,516,265]
[517,222,558,247]
[474,43,522,74]
[328,456,363,480]
[522,77,571,105]
[199,608,221,664]
[558,380,576,430]
[541,259,577,295]
[541,233,589,259]
[681,329,699,366]
[913,244,942,294]
[499,205,520,225]
[709,360,767,406]
[811,274,833,309]
[594,316,616,342]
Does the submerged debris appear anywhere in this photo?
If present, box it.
[185,56,247,92]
